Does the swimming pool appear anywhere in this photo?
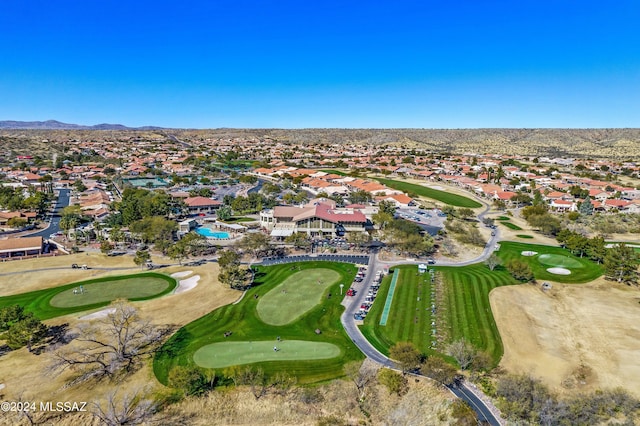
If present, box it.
[195,228,230,239]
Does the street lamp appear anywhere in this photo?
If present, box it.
[340,283,344,295]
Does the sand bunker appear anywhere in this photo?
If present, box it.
[171,270,193,278]
[79,308,116,320]
[547,267,571,275]
[174,275,200,294]
[521,251,538,256]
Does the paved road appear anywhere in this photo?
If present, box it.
[22,188,71,239]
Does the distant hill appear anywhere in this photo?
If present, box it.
[0,120,162,130]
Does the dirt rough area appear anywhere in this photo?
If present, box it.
[491,279,640,397]
[0,257,239,408]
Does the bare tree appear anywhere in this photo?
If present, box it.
[344,360,378,402]
[484,253,501,271]
[446,339,477,370]
[92,387,157,426]
[49,300,172,385]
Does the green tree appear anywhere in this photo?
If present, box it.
[349,190,372,205]
[389,342,422,374]
[377,200,397,216]
[284,232,311,249]
[420,356,458,385]
[457,208,475,220]
[74,180,87,192]
[217,204,233,221]
[372,210,393,230]
[217,249,241,270]
[239,175,258,185]
[168,232,207,265]
[586,236,606,264]
[346,232,371,250]
[604,243,639,285]
[238,232,271,260]
[218,265,249,290]
[505,259,535,282]
[133,250,151,269]
[129,216,177,249]
[6,217,28,228]
[100,240,114,254]
[578,197,594,215]
[6,313,48,352]
[377,368,408,396]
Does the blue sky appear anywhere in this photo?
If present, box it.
[1,1,639,128]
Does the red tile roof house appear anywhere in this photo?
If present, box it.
[260,200,368,238]
[184,197,222,215]
[549,199,576,212]
[375,193,415,208]
[603,199,630,212]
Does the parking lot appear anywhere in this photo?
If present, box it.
[395,208,446,235]
[259,254,370,266]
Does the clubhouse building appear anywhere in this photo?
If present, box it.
[260,199,368,238]
[0,236,44,259]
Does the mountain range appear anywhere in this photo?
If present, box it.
[0,120,161,130]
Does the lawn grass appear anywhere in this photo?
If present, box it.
[0,273,176,320]
[153,261,363,385]
[438,264,516,365]
[496,216,511,221]
[374,178,482,208]
[256,269,341,325]
[500,221,522,230]
[193,340,340,369]
[497,242,603,283]
[537,254,584,269]
[50,277,171,308]
[361,264,515,366]
[320,169,349,176]
[360,242,603,368]
[516,234,534,239]
[360,266,435,356]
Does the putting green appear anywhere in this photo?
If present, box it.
[256,269,341,325]
[193,340,341,368]
[50,276,174,308]
[537,254,584,269]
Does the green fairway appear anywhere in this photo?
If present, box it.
[438,264,516,365]
[537,254,584,269]
[497,242,602,283]
[374,178,482,208]
[500,221,522,230]
[361,266,437,355]
[516,234,534,239]
[154,261,363,385]
[257,269,341,325]
[360,242,603,368]
[0,273,176,320]
[50,277,172,308]
[193,340,340,369]
[361,264,516,366]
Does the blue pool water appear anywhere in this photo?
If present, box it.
[195,228,230,239]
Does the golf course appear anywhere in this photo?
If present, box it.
[361,242,604,367]
[374,178,482,208]
[154,261,364,385]
[497,241,603,283]
[0,272,177,319]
